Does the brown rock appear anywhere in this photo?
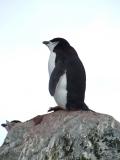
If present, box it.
[0,111,120,160]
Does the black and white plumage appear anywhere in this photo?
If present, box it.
[43,37,90,111]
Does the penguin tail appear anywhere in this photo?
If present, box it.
[83,103,95,112]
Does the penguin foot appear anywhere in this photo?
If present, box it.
[48,106,64,112]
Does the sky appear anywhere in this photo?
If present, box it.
[0,0,120,146]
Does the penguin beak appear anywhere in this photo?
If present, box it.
[42,41,49,45]
[1,123,7,127]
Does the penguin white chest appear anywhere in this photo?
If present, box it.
[48,51,56,76]
[48,51,67,108]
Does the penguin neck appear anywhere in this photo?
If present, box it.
[48,51,56,76]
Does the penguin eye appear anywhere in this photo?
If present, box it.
[46,41,59,51]
[49,41,59,48]
[52,41,59,46]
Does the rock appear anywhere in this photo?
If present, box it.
[0,111,120,160]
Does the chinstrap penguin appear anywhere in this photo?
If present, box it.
[1,120,21,132]
[43,37,90,112]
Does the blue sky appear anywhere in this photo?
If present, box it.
[0,0,120,145]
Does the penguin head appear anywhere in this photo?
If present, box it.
[43,37,70,52]
[1,120,21,132]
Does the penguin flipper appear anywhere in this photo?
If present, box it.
[49,61,65,96]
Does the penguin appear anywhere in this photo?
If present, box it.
[43,37,90,112]
[1,120,21,132]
